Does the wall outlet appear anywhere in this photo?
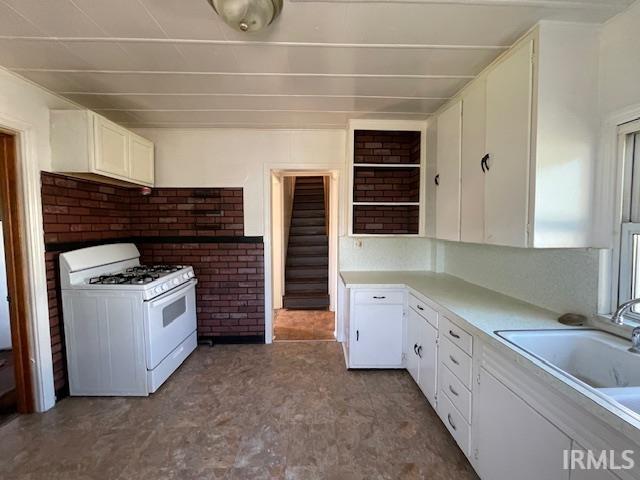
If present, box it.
[354,238,363,248]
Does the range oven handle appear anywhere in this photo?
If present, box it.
[146,279,198,308]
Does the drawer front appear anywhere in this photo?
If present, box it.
[409,295,438,328]
[438,392,470,456]
[441,316,473,356]
[439,364,472,423]
[440,337,473,389]
[354,290,404,305]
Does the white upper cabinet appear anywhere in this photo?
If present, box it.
[431,22,600,248]
[94,115,130,179]
[460,78,487,244]
[51,110,155,187]
[129,133,155,185]
[435,101,462,241]
[484,40,533,247]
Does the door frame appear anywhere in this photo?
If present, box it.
[0,132,34,413]
[263,163,344,344]
[0,113,55,412]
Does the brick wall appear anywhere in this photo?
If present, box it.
[353,167,420,203]
[41,172,264,398]
[353,130,421,164]
[353,205,420,235]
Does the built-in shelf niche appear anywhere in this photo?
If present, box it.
[348,121,426,236]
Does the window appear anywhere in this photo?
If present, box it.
[617,120,640,317]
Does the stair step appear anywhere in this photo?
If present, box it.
[286,266,328,279]
[292,209,325,218]
[289,225,326,236]
[294,194,324,202]
[286,280,328,293]
[293,202,325,211]
[288,235,328,246]
[287,244,328,255]
[283,294,330,310]
[291,217,325,227]
[286,256,328,267]
[295,177,324,184]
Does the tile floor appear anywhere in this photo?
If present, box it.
[0,342,478,480]
[274,309,335,341]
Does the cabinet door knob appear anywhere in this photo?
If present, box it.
[449,354,460,365]
[417,305,424,311]
[356,330,359,341]
[413,343,418,355]
[434,174,440,186]
[449,385,459,397]
[417,345,423,358]
[449,330,461,339]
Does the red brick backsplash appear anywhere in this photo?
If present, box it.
[41,172,264,398]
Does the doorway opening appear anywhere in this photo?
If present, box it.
[270,172,337,341]
[0,132,34,423]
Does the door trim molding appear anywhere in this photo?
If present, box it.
[0,114,55,412]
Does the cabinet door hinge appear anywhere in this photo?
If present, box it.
[476,373,481,385]
[474,448,479,461]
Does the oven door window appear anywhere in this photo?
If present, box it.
[162,297,186,328]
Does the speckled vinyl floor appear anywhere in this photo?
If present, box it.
[0,342,478,480]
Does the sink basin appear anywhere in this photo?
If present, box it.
[497,329,640,414]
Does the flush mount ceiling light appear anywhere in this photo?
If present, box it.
[208,0,283,32]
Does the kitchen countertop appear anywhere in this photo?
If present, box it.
[340,270,640,444]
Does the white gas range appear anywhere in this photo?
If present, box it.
[60,243,198,396]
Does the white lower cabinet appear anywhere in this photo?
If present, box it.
[476,366,572,480]
[406,304,438,406]
[347,289,405,368]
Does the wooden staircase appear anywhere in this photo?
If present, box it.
[283,176,330,310]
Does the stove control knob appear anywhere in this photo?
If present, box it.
[187,271,194,278]
[173,278,180,285]
[162,284,169,291]
[182,273,189,280]
[154,287,162,295]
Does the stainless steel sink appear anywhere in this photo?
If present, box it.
[497,329,640,415]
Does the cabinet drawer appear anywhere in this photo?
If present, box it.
[440,337,473,389]
[439,364,472,423]
[438,391,470,456]
[441,316,473,356]
[354,290,404,305]
[409,295,438,328]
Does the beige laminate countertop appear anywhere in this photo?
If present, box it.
[340,270,640,444]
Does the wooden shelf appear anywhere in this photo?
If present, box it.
[353,163,420,168]
[353,202,420,206]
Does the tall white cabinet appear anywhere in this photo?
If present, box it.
[430,22,600,248]
[435,101,462,241]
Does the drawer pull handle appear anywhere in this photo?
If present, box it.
[417,345,423,358]
[417,305,424,311]
[449,385,459,397]
[447,414,457,431]
[373,296,386,299]
[356,330,359,341]
[449,355,459,365]
[449,330,461,339]
[413,344,418,355]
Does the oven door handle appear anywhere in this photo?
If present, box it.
[147,279,198,308]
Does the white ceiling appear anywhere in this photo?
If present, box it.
[0,0,632,128]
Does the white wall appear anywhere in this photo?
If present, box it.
[0,222,10,350]
[340,237,435,272]
[0,68,79,411]
[135,128,346,237]
[599,0,640,118]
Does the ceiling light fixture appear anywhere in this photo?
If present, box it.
[208,0,283,33]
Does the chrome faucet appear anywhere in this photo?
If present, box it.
[610,299,640,354]
[610,297,640,325]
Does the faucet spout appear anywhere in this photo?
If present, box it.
[611,298,640,325]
